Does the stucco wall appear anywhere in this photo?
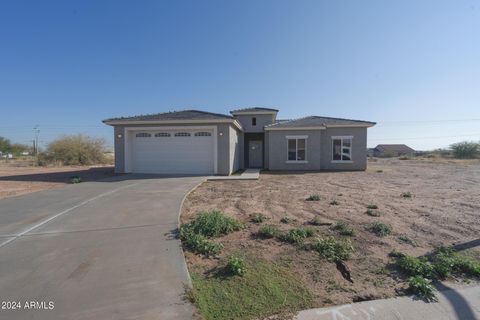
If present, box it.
[267,130,322,170]
[234,114,275,133]
[113,126,125,173]
[228,125,241,173]
[320,127,368,170]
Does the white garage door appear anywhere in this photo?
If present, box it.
[131,130,214,174]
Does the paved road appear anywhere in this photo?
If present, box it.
[295,284,480,320]
[0,175,205,320]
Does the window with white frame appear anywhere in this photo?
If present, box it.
[287,136,307,161]
[332,136,352,161]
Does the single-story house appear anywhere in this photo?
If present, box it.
[373,144,415,157]
[103,108,375,175]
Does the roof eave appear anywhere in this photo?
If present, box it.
[103,118,243,131]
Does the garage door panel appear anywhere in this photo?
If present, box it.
[131,130,214,174]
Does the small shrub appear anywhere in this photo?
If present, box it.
[376,169,383,173]
[367,204,378,209]
[366,222,392,237]
[257,224,280,239]
[397,255,434,278]
[389,249,406,258]
[251,214,267,224]
[313,237,353,262]
[398,234,417,247]
[279,228,315,245]
[310,216,323,226]
[431,246,480,279]
[329,200,339,206]
[179,225,223,256]
[366,209,380,217]
[408,276,438,302]
[332,221,355,236]
[70,176,82,184]
[186,210,242,238]
[401,192,412,198]
[226,255,247,276]
[306,194,321,201]
[280,216,291,224]
[450,141,480,159]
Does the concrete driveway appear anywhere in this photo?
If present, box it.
[0,174,205,320]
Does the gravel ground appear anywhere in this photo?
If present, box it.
[181,158,480,307]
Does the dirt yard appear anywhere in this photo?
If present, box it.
[0,163,114,199]
[181,158,480,308]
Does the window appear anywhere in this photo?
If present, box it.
[174,132,191,137]
[154,132,171,137]
[135,132,151,138]
[332,136,352,162]
[252,117,257,126]
[286,136,307,162]
[194,132,211,137]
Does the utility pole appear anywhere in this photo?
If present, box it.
[33,125,40,163]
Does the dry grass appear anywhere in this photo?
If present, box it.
[182,158,480,310]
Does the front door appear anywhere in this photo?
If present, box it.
[248,140,263,168]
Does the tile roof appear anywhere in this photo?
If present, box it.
[103,110,233,122]
[230,107,279,113]
[265,116,375,128]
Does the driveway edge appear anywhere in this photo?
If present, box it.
[176,178,207,288]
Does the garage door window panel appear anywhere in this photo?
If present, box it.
[136,133,152,138]
[155,132,171,137]
[175,132,191,137]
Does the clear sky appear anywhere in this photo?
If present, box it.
[1,0,479,151]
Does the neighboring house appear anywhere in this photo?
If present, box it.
[103,108,375,175]
[373,144,415,157]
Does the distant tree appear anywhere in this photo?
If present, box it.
[10,143,31,156]
[0,137,11,153]
[40,134,107,165]
[450,141,480,159]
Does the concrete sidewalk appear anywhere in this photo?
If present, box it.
[295,284,480,320]
[208,168,260,180]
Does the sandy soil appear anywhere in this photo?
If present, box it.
[181,158,480,307]
[0,163,114,199]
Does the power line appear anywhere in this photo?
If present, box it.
[369,133,480,141]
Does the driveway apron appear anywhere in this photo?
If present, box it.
[0,174,205,320]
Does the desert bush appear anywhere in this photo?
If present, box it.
[401,192,412,198]
[398,234,417,247]
[185,210,242,238]
[306,194,321,201]
[408,276,438,302]
[309,216,323,226]
[450,141,480,159]
[226,256,247,276]
[280,217,291,224]
[366,209,380,217]
[257,225,280,239]
[179,225,223,256]
[366,222,392,237]
[313,237,353,262]
[278,228,315,245]
[396,255,434,278]
[40,134,107,165]
[431,246,480,279]
[329,199,339,206]
[251,214,267,224]
[332,221,355,236]
[367,204,378,209]
[376,169,383,173]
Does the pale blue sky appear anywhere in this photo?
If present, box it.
[0,0,479,150]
